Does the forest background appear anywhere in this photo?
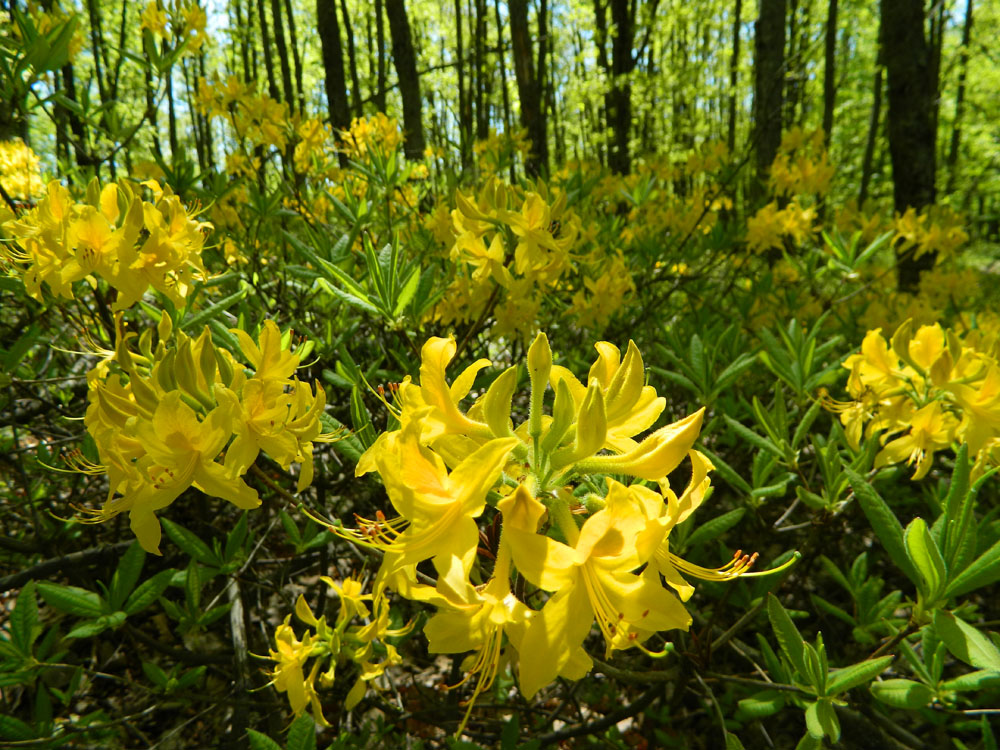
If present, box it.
[1,0,1000,748]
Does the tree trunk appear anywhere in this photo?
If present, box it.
[270,0,295,107]
[858,66,882,205]
[509,0,548,176]
[881,0,937,289]
[822,0,837,148]
[385,0,427,161]
[606,0,635,174]
[317,0,351,151]
[284,0,305,113]
[727,0,742,156]
[946,0,973,194]
[256,0,280,101]
[340,0,363,117]
[752,0,786,203]
[454,0,470,167]
[375,0,387,111]
[475,0,489,140]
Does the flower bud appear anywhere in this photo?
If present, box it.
[482,365,519,437]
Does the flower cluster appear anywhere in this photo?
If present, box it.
[2,179,211,309]
[266,577,409,726]
[0,139,44,202]
[828,319,1000,478]
[140,0,208,53]
[431,179,580,338]
[77,316,335,553]
[280,334,792,729]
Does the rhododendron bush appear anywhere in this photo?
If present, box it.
[2,6,1000,749]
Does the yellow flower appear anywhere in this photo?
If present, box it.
[875,401,959,479]
[499,482,689,698]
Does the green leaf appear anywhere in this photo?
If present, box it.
[684,508,746,549]
[224,513,249,562]
[723,415,784,458]
[791,398,823,451]
[736,689,785,719]
[0,714,35,741]
[124,569,175,616]
[37,582,104,618]
[247,729,283,750]
[698,447,752,494]
[847,470,919,586]
[815,700,840,742]
[826,655,894,695]
[142,661,169,688]
[109,542,146,611]
[804,701,824,739]
[870,679,934,709]
[725,732,746,750]
[946,536,1000,599]
[941,444,972,565]
[286,713,316,750]
[767,594,807,676]
[180,287,249,332]
[904,517,946,602]
[65,619,111,640]
[933,610,1000,671]
[941,669,1000,691]
[161,518,219,566]
[2,323,40,372]
[10,581,40,655]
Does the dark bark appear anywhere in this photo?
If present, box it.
[509,0,548,176]
[284,0,305,112]
[858,66,882,205]
[881,0,937,289]
[375,0,387,111]
[822,0,837,148]
[235,0,251,81]
[946,0,973,194]
[256,0,280,101]
[727,0,743,155]
[340,0,363,117]
[269,0,294,107]
[385,0,427,160]
[317,0,351,160]
[166,64,179,157]
[454,0,470,166]
[475,0,489,140]
[752,0,786,203]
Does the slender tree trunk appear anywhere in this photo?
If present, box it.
[375,0,387,111]
[752,0,786,203]
[881,0,937,289]
[198,52,215,170]
[859,67,882,205]
[822,0,837,148]
[235,0,251,81]
[606,0,635,174]
[946,0,973,194]
[454,0,470,166]
[475,0,488,140]
[340,0,363,116]
[256,0,280,101]
[727,0,742,155]
[317,0,351,154]
[509,0,548,176]
[166,65,179,158]
[270,0,295,107]
[284,0,305,112]
[385,0,427,160]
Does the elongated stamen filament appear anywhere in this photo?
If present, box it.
[670,548,800,580]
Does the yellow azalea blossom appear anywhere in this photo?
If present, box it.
[875,401,959,479]
[268,617,329,726]
[348,415,518,577]
[499,483,690,698]
[104,391,260,554]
